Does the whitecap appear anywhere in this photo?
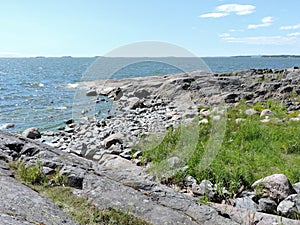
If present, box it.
[63,83,79,88]
[56,106,67,110]
[0,123,15,130]
[31,82,44,87]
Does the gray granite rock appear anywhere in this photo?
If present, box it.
[212,203,300,225]
[234,196,259,211]
[0,175,77,225]
[103,133,124,149]
[0,130,238,225]
[22,127,41,139]
[293,182,300,194]
[86,89,97,96]
[192,180,216,200]
[252,174,297,203]
[277,194,300,219]
[258,198,277,214]
[244,108,258,116]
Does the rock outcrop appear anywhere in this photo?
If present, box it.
[2,67,300,224]
[0,130,236,225]
[0,154,77,225]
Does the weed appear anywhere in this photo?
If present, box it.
[199,194,210,205]
[14,160,47,185]
[50,167,66,186]
[254,183,266,197]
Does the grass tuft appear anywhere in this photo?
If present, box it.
[11,161,152,225]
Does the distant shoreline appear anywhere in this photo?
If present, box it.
[0,55,300,59]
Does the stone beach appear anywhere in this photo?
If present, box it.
[1,67,300,224]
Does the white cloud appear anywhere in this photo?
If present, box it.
[229,29,244,32]
[223,35,297,45]
[219,33,230,37]
[248,23,270,29]
[287,32,300,37]
[248,16,273,29]
[199,12,228,18]
[280,23,300,30]
[262,16,273,24]
[216,4,256,15]
[199,4,255,18]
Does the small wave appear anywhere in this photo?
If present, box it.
[56,106,67,110]
[31,82,44,87]
[63,83,79,88]
[0,123,15,130]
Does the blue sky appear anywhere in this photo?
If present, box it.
[0,0,299,57]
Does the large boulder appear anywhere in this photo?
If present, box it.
[103,133,124,149]
[86,89,97,96]
[22,127,41,139]
[252,174,297,203]
[132,89,151,99]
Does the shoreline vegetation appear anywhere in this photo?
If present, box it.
[1,67,300,224]
[137,99,300,194]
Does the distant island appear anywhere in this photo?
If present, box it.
[230,55,300,58]
[261,55,300,58]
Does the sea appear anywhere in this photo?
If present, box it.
[1,56,300,133]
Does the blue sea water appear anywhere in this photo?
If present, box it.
[1,56,300,133]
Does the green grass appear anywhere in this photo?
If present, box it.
[11,161,152,225]
[137,100,300,198]
[33,186,151,225]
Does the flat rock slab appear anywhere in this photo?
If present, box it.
[0,176,77,225]
[1,130,298,225]
[211,203,300,225]
[90,155,236,225]
[0,131,236,225]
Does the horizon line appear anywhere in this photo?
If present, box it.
[0,54,300,58]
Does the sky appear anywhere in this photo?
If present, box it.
[0,0,300,57]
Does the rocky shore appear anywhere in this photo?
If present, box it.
[1,67,300,224]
